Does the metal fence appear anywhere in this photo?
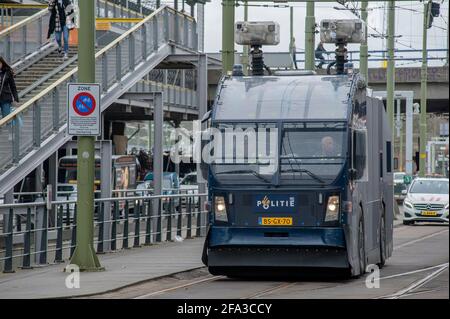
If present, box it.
[0,192,208,273]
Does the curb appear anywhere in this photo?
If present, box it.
[44,266,206,299]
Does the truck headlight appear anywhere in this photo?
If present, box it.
[403,200,413,210]
[214,196,228,222]
[325,195,340,222]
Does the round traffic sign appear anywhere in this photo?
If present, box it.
[72,92,96,116]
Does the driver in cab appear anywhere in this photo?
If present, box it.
[321,136,340,157]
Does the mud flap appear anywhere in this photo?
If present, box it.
[201,228,210,266]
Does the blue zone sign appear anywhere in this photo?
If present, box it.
[254,194,297,213]
[68,83,101,136]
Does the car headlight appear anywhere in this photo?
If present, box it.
[325,195,340,222]
[403,199,413,210]
[214,196,228,222]
[445,203,449,210]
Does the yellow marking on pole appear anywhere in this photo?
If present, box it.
[96,21,111,31]
[0,4,47,9]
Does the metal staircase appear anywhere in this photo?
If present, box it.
[0,6,200,194]
[15,47,79,102]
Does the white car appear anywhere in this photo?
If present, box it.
[180,172,199,205]
[403,178,449,225]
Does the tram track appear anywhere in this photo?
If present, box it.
[102,226,448,299]
[133,275,225,299]
[375,263,449,299]
[132,261,449,299]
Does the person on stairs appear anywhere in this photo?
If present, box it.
[47,0,75,60]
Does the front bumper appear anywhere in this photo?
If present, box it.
[403,206,449,223]
[207,226,349,268]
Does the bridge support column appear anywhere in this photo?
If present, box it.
[386,0,396,138]
[34,164,48,265]
[153,92,164,239]
[196,54,207,236]
[405,95,414,176]
[221,0,235,74]
[360,1,369,81]
[304,2,315,71]
[419,1,432,177]
[100,141,112,252]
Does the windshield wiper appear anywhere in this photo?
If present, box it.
[280,168,326,184]
[215,169,272,184]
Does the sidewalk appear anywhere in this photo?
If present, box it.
[0,238,205,299]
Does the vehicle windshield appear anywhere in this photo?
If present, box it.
[146,177,173,189]
[61,168,101,183]
[181,174,197,185]
[58,185,76,192]
[210,122,278,185]
[210,121,347,185]
[280,122,347,185]
[409,180,449,194]
[394,183,407,194]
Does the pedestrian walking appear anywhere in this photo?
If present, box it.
[0,56,20,140]
[315,41,327,69]
[0,56,19,119]
[47,0,75,60]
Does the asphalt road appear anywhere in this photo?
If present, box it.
[90,223,449,299]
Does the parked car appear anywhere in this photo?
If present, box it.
[393,172,408,203]
[179,172,199,205]
[136,172,180,210]
[402,177,449,225]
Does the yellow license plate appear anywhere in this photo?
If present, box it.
[422,211,438,216]
[259,217,293,226]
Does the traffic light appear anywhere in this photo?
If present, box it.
[431,2,440,17]
[427,2,440,29]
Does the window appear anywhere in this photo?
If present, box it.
[380,152,383,178]
[409,180,449,194]
[353,129,367,180]
[386,141,392,173]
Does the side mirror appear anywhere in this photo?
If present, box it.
[401,189,407,195]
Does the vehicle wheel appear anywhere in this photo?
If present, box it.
[358,213,366,276]
[378,212,386,268]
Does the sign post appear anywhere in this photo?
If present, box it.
[68,0,103,271]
